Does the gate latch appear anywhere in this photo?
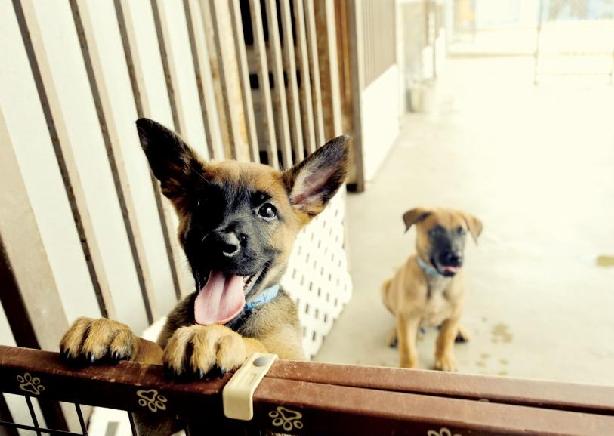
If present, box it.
[222,353,278,421]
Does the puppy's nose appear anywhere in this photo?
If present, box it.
[219,232,240,257]
[441,250,461,266]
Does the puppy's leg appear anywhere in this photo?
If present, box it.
[434,318,460,371]
[389,326,423,347]
[396,315,421,368]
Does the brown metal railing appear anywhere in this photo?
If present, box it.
[2,345,614,435]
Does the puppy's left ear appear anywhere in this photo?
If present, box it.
[462,213,483,243]
[283,135,350,217]
[136,118,203,213]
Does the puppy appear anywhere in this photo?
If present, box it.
[381,207,482,371]
[60,118,349,434]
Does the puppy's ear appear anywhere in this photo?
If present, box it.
[462,212,483,243]
[283,135,350,218]
[136,118,202,211]
[402,208,431,232]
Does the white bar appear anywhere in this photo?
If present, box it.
[77,0,178,317]
[155,0,210,159]
[0,1,100,324]
[265,0,293,168]
[120,0,195,297]
[21,0,147,330]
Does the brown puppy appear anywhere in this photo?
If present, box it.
[60,118,349,434]
[382,207,482,371]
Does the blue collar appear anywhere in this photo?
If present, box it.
[225,284,280,330]
[417,257,441,278]
[245,284,280,311]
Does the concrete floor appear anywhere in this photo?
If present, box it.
[316,57,614,387]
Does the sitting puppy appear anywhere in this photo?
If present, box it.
[381,207,482,371]
[60,118,349,434]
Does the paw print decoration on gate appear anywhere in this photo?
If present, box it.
[136,389,167,413]
[17,373,46,395]
[269,406,304,431]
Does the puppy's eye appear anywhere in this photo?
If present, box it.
[257,203,278,221]
[456,226,465,235]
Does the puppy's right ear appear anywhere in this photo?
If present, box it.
[283,135,350,219]
[136,118,202,211]
[402,208,431,232]
[462,212,483,243]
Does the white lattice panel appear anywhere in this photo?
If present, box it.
[281,191,352,358]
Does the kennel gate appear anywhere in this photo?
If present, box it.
[2,345,614,435]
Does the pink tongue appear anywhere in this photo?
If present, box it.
[194,271,246,325]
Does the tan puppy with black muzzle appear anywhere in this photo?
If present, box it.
[59,118,350,435]
[382,207,482,371]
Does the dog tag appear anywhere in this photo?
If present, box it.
[223,353,278,421]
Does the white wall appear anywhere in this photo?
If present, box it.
[361,65,401,181]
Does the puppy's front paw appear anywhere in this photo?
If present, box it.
[163,325,247,378]
[60,317,137,363]
[434,354,457,372]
